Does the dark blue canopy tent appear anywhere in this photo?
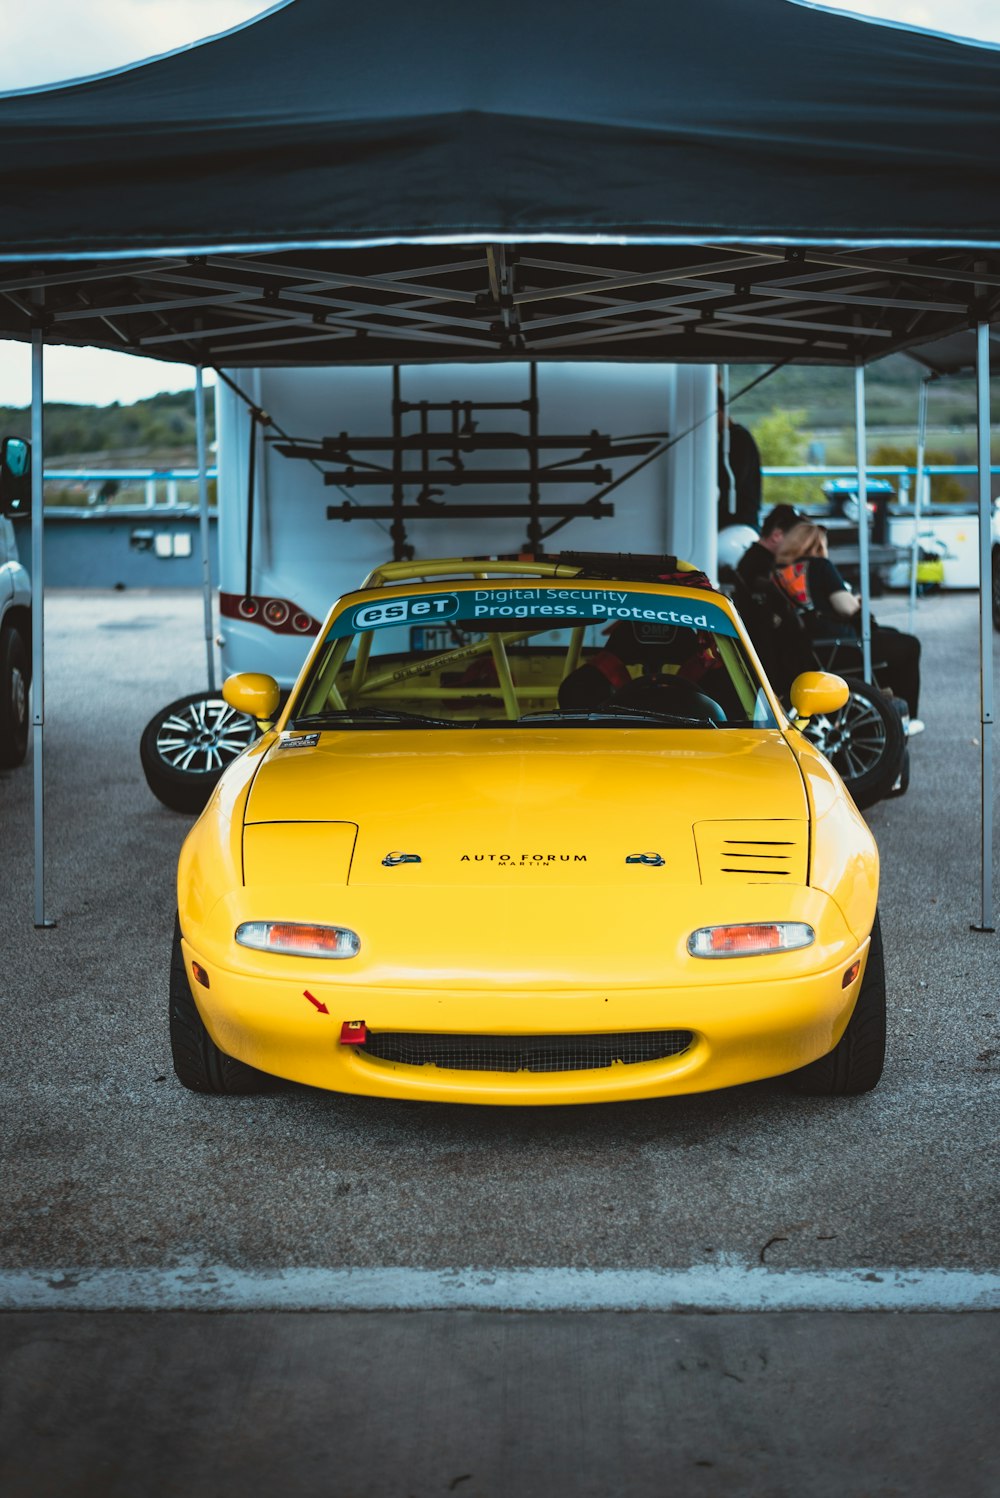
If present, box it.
[0,0,994,924]
[0,0,1000,367]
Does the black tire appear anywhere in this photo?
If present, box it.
[0,623,29,769]
[992,546,1000,632]
[802,677,905,810]
[141,691,257,814]
[791,912,886,1096]
[169,917,277,1094]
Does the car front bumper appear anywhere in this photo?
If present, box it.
[179,914,872,1105]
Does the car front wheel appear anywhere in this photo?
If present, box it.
[169,917,277,1094]
[791,913,886,1096]
[141,690,257,814]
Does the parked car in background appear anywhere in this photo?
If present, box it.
[0,436,32,769]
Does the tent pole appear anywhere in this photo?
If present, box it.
[971,322,995,933]
[854,361,873,681]
[908,375,930,636]
[30,323,54,928]
[195,365,216,692]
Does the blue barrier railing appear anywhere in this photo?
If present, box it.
[41,467,218,513]
[760,463,1000,501]
[37,461,1000,514]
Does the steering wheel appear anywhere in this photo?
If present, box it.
[610,673,727,725]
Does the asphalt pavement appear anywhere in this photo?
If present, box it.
[0,586,997,1496]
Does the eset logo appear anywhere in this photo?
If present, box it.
[352,593,460,631]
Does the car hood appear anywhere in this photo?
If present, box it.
[244,728,809,888]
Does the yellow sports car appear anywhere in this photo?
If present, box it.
[171,554,884,1104]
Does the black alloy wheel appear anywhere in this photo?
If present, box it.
[801,677,905,810]
[0,624,29,769]
[140,690,257,814]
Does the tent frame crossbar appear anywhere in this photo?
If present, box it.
[2,244,996,366]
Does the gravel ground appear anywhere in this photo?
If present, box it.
[0,588,997,1274]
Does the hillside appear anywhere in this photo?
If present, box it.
[730,354,996,432]
[0,363,993,472]
[0,388,215,467]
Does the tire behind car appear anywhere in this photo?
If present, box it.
[140,690,256,814]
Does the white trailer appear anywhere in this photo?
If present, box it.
[140,361,717,812]
[216,362,717,685]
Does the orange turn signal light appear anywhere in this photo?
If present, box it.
[842,960,861,988]
[191,961,210,988]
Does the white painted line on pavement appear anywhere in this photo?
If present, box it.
[1,1265,998,1312]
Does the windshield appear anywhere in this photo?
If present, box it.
[289,582,775,730]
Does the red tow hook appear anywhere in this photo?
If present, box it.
[340,1020,367,1045]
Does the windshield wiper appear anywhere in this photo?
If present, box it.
[517,706,719,728]
[289,708,463,729]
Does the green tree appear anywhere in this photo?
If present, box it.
[750,407,823,508]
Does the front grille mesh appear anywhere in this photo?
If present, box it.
[359,1030,694,1073]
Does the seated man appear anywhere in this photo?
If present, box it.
[735,503,804,594]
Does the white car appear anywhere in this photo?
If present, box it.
[0,436,32,769]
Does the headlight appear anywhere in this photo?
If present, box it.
[687,922,814,958]
[235,921,360,958]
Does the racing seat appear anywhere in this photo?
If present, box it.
[558,619,737,723]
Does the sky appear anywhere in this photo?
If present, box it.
[0,0,997,408]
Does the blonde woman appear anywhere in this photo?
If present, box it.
[773,521,923,727]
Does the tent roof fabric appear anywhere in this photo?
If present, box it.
[903,328,1000,375]
[0,0,998,366]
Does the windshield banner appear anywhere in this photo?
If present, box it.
[332,587,737,639]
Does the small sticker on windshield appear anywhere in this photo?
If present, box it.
[344,593,460,635]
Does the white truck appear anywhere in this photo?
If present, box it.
[0,436,31,769]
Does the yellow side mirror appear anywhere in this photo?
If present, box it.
[223,672,280,727]
[789,671,850,723]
